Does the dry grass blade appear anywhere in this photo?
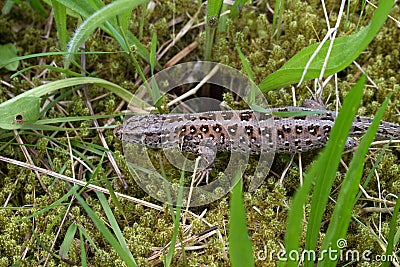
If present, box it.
[158,5,202,61]
[164,41,198,68]
[147,225,219,264]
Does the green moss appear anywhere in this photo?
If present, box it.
[0,0,399,266]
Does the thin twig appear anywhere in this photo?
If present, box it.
[166,64,220,108]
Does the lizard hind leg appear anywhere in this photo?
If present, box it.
[193,145,216,186]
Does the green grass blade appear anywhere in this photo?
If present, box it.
[354,144,388,204]
[65,0,147,68]
[0,43,19,71]
[45,206,68,235]
[146,32,161,107]
[304,76,366,266]
[259,0,395,92]
[11,64,84,79]
[283,76,366,266]
[74,190,138,267]
[85,0,105,10]
[0,96,40,130]
[50,0,96,17]
[205,0,223,60]
[51,0,68,50]
[381,195,400,267]
[32,229,63,261]
[229,171,254,267]
[52,0,150,61]
[236,44,258,104]
[39,86,77,116]
[79,229,88,267]
[17,123,87,131]
[29,0,47,17]
[150,32,157,76]
[59,223,77,260]
[271,110,324,117]
[0,77,137,104]
[229,0,246,19]
[277,168,314,267]
[217,3,228,32]
[1,0,15,14]
[96,154,128,223]
[355,1,368,31]
[69,140,110,157]
[206,0,223,28]
[113,26,151,63]
[236,44,255,82]
[116,0,132,33]
[78,225,99,252]
[96,191,134,263]
[16,185,78,222]
[319,94,391,266]
[164,160,185,266]
[0,51,115,70]
[272,0,284,38]
[0,77,147,129]
[34,114,118,125]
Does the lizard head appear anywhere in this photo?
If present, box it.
[115,114,165,147]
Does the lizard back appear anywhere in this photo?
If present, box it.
[113,108,399,153]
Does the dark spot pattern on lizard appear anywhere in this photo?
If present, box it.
[115,107,400,156]
[245,125,253,136]
[295,125,303,134]
[228,124,238,135]
[307,124,320,136]
[240,111,252,121]
[201,125,209,133]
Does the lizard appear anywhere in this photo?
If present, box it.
[114,104,400,167]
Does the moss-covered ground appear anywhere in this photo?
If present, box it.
[0,1,399,266]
